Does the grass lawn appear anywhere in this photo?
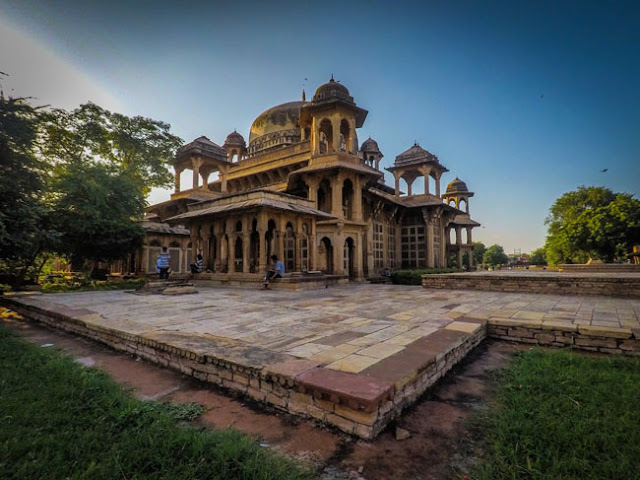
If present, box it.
[468,348,640,480]
[0,324,316,480]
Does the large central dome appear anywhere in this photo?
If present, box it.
[248,101,303,155]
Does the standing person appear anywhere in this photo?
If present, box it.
[263,254,284,289]
[190,253,203,275]
[157,247,171,280]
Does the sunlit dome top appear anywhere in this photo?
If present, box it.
[248,101,303,155]
[446,177,469,194]
[312,77,354,105]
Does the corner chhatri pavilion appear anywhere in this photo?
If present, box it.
[139,78,480,280]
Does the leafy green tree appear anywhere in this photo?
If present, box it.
[544,186,640,264]
[473,241,486,266]
[0,96,51,286]
[529,247,547,265]
[40,102,182,194]
[39,103,182,271]
[49,162,146,270]
[483,244,509,267]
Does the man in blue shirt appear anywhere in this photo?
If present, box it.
[263,254,285,289]
[157,247,171,280]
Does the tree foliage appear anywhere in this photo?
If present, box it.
[529,247,547,266]
[49,162,146,269]
[544,186,640,264]
[0,96,183,284]
[40,102,182,194]
[0,96,50,285]
[473,241,486,266]
[483,244,509,267]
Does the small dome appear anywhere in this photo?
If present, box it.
[446,177,469,194]
[361,137,380,153]
[312,77,354,105]
[223,130,245,148]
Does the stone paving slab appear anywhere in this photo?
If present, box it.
[3,284,640,438]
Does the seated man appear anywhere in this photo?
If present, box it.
[190,253,203,275]
[263,254,285,289]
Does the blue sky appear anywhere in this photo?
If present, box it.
[2,0,638,253]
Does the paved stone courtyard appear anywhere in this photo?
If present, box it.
[16,284,639,363]
[4,283,640,437]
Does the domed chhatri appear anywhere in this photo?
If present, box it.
[446,177,469,194]
[312,76,355,105]
[361,137,380,153]
[223,130,246,148]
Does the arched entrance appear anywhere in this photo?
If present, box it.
[318,237,333,274]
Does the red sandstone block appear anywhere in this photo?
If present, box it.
[297,368,393,412]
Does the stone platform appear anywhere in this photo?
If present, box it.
[192,272,350,290]
[421,271,640,298]
[3,285,639,438]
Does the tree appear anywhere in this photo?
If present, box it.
[529,247,547,265]
[40,102,183,195]
[483,244,508,267]
[0,96,50,286]
[39,103,183,271]
[49,162,146,270]
[545,186,640,264]
[472,241,486,266]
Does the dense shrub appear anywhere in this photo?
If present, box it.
[390,268,462,285]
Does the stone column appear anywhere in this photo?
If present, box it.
[277,216,285,264]
[258,212,268,274]
[295,217,302,272]
[310,220,317,271]
[331,175,343,217]
[214,230,223,272]
[332,117,340,152]
[435,173,441,198]
[355,231,364,281]
[394,172,400,197]
[307,176,318,205]
[424,211,435,269]
[468,247,473,270]
[467,227,473,244]
[353,176,363,222]
[191,157,202,189]
[228,233,236,274]
[174,167,182,192]
[242,218,251,274]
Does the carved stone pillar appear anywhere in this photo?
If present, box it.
[174,167,183,192]
[331,175,343,217]
[353,176,363,222]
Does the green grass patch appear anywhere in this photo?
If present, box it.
[390,268,462,285]
[0,325,316,480]
[468,348,640,480]
[40,276,145,293]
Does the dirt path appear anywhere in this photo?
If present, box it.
[4,317,524,479]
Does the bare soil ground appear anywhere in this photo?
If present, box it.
[4,318,526,480]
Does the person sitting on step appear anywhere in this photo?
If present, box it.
[190,253,203,275]
[263,254,285,289]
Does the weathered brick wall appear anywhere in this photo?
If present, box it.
[487,323,640,355]
[422,274,640,298]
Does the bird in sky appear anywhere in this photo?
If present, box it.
[601,168,608,173]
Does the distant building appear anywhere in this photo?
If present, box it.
[133,78,480,279]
